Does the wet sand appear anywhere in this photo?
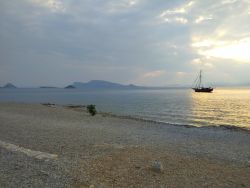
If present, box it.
[0,103,249,187]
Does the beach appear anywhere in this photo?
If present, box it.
[0,103,249,187]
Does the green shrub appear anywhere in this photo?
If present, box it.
[87,104,97,116]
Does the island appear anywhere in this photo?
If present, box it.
[2,83,17,89]
[64,85,76,89]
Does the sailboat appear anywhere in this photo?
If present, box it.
[192,70,213,92]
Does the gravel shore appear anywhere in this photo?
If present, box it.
[0,103,249,187]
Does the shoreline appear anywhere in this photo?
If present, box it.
[0,102,249,187]
[61,103,250,133]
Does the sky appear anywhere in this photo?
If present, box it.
[0,0,250,87]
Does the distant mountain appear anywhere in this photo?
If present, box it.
[3,83,17,89]
[40,86,58,89]
[64,85,75,89]
[71,80,140,89]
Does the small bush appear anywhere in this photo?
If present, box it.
[87,104,97,116]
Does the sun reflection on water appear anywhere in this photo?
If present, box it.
[190,88,250,129]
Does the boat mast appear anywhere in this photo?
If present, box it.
[199,70,202,88]
[193,70,203,89]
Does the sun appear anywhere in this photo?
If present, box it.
[195,38,250,63]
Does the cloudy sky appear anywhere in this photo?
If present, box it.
[0,0,250,87]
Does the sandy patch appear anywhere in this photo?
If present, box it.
[0,140,58,160]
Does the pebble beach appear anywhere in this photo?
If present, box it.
[0,103,249,187]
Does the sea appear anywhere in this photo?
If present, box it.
[0,87,249,130]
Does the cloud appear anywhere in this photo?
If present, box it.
[190,0,250,64]
[158,1,194,24]
[191,39,227,48]
[0,0,250,86]
[175,17,188,24]
[190,57,215,70]
[159,8,186,16]
[203,63,214,69]
[194,15,213,24]
[27,0,66,12]
[191,58,203,65]
[159,1,194,17]
[142,70,166,78]
[176,71,187,76]
[221,0,238,4]
[197,38,250,63]
[134,70,169,86]
[104,0,138,13]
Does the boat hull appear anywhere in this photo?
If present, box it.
[193,88,213,92]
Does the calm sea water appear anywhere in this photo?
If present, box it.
[0,88,249,130]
